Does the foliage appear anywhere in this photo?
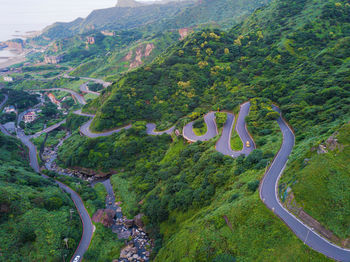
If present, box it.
[0,133,81,261]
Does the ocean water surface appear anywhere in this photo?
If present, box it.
[0,0,120,42]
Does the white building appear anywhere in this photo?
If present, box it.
[3,76,13,82]
[24,111,37,123]
[4,105,16,113]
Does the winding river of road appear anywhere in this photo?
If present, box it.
[2,85,350,261]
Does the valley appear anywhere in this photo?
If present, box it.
[0,0,349,261]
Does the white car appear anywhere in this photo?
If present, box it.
[73,256,81,262]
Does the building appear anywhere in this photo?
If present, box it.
[24,111,37,123]
[3,76,13,82]
[86,36,95,45]
[101,31,115,37]
[44,55,63,64]
[4,105,16,113]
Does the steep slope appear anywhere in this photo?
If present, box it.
[79,0,350,257]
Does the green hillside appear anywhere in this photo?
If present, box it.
[0,133,82,261]
[59,0,350,259]
[40,1,196,40]
[88,0,350,135]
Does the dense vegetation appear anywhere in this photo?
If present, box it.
[89,0,350,136]
[0,134,81,261]
[59,0,349,259]
[40,1,195,40]
[6,0,349,260]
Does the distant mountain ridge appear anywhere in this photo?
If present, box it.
[40,0,270,40]
[115,0,144,7]
[41,0,196,39]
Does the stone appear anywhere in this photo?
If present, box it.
[317,144,328,154]
[92,209,116,227]
[134,213,144,228]
[124,219,134,228]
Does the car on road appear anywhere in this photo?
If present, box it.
[73,255,80,262]
[246,141,250,148]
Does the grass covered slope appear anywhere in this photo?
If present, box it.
[0,133,81,261]
[281,122,350,241]
[88,0,349,135]
[57,99,330,260]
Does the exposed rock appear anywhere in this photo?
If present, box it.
[92,209,104,223]
[134,213,144,228]
[317,144,328,154]
[325,133,342,151]
[124,219,134,228]
[144,43,155,57]
[179,28,193,40]
[92,209,116,227]
[123,50,133,61]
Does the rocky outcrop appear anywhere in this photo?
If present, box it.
[123,43,155,70]
[92,209,116,227]
[134,213,144,228]
[179,28,193,40]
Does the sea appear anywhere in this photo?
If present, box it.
[0,0,122,63]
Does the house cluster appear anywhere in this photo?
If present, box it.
[24,111,37,123]
[86,36,95,45]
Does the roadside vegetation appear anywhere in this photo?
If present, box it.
[0,133,81,261]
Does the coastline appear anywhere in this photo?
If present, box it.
[0,53,26,69]
[0,49,28,69]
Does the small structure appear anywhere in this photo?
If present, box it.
[86,36,95,45]
[44,55,62,64]
[3,76,13,82]
[101,31,115,37]
[24,111,37,123]
[4,105,16,113]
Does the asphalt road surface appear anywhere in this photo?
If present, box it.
[75,111,131,138]
[0,94,11,135]
[6,90,350,261]
[34,88,87,105]
[80,82,101,96]
[182,111,218,142]
[30,119,66,139]
[216,102,255,157]
[146,123,175,135]
[260,107,350,262]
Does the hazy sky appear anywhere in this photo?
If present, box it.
[0,0,156,41]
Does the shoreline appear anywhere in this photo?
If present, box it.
[0,49,27,69]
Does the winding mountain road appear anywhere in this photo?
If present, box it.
[33,88,87,105]
[80,82,101,96]
[0,94,94,262]
[182,111,218,142]
[4,85,350,261]
[0,94,11,136]
[30,119,66,139]
[216,102,255,157]
[260,107,350,262]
